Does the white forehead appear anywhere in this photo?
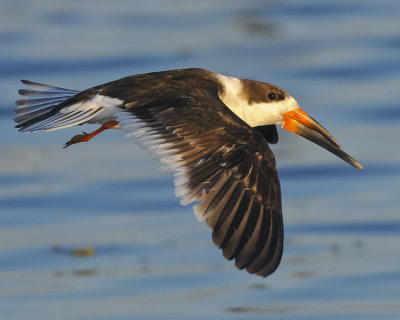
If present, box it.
[215,73,299,127]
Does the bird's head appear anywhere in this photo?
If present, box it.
[217,75,363,170]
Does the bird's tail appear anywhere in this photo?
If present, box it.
[14,80,79,132]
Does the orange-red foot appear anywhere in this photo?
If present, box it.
[63,120,119,148]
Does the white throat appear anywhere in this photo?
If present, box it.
[215,74,299,127]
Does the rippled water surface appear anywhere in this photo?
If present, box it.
[1,0,400,319]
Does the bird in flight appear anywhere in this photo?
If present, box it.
[14,68,363,277]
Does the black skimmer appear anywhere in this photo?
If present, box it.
[14,68,363,277]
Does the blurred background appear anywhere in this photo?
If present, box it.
[1,0,400,319]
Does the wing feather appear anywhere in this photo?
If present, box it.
[16,97,69,108]
[213,190,252,252]
[14,106,57,123]
[117,88,283,277]
[15,81,79,119]
[14,80,117,132]
[20,79,79,94]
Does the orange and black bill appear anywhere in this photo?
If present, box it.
[282,108,363,170]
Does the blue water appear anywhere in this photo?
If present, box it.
[1,0,400,319]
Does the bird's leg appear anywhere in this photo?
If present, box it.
[63,120,119,148]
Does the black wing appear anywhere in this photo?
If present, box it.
[117,81,283,277]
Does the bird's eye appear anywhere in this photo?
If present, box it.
[268,93,277,100]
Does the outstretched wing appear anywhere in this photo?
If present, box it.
[118,88,283,277]
[14,80,116,132]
